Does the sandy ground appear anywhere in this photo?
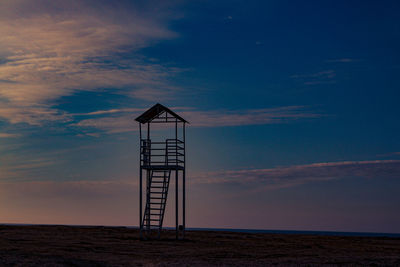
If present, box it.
[0,225,399,266]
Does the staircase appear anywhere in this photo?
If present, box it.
[142,169,171,236]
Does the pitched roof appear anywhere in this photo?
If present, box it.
[135,103,188,123]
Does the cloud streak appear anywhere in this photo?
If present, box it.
[0,155,57,182]
[180,106,320,127]
[326,58,358,63]
[73,106,321,133]
[191,160,400,190]
[291,70,336,85]
[0,133,20,138]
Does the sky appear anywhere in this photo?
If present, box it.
[0,0,400,233]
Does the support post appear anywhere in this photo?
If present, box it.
[139,123,143,239]
[146,122,150,234]
[176,169,179,239]
[140,168,143,238]
[183,122,186,239]
[175,119,179,239]
[146,170,150,232]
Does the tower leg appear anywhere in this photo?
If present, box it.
[146,170,150,233]
[175,169,178,240]
[183,169,185,239]
[139,168,143,239]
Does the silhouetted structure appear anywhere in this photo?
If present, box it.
[135,103,187,239]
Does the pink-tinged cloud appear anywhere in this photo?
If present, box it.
[0,0,181,126]
[75,108,145,116]
[190,160,400,190]
[0,133,20,138]
[74,106,321,133]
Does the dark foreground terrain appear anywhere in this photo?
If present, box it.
[0,225,399,266]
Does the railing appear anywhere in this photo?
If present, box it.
[140,139,185,168]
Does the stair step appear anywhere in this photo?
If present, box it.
[144,212,162,215]
[144,213,161,221]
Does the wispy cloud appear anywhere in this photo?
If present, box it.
[326,58,358,63]
[180,106,320,127]
[0,155,57,181]
[0,0,181,126]
[73,106,321,134]
[0,105,70,126]
[191,160,400,190]
[0,180,136,199]
[74,108,145,116]
[377,152,400,157]
[290,70,336,79]
[74,114,136,134]
[0,133,20,138]
[291,70,336,85]
[0,143,104,181]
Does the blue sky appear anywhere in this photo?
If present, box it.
[0,0,399,232]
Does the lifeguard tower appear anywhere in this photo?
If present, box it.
[135,103,187,239]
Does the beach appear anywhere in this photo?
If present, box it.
[0,225,399,266]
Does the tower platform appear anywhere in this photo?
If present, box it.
[142,165,185,170]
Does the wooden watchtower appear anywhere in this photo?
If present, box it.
[135,103,187,239]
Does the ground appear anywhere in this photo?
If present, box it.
[0,225,399,266]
